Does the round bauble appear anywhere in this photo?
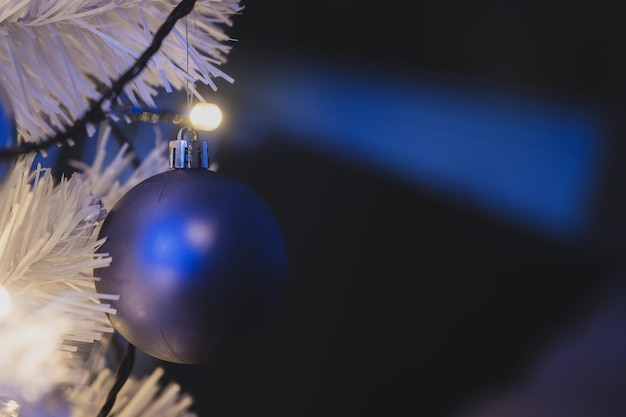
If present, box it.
[95,169,287,364]
[0,79,17,186]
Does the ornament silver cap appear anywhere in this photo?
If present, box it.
[169,126,210,169]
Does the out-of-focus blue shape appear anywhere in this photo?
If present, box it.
[246,60,606,240]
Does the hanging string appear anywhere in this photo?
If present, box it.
[185,15,193,111]
[0,0,198,161]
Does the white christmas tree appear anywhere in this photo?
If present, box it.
[0,1,242,415]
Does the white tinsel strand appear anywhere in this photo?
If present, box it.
[0,0,242,142]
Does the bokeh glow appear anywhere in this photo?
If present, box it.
[190,102,223,131]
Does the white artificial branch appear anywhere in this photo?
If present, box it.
[0,123,197,415]
[0,0,242,142]
[0,154,115,403]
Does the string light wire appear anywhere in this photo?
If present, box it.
[96,342,136,417]
[0,0,198,161]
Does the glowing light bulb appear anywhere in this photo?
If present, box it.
[0,285,11,316]
[189,102,223,131]
[0,399,20,417]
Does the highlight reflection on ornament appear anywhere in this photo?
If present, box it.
[95,127,288,364]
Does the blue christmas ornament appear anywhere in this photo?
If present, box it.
[95,128,287,364]
[0,79,17,185]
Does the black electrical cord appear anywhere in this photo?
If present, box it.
[90,1,196,413]
[0,0,197,161]
[96,342,136,417]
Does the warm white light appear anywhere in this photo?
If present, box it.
[0,285,11,317]
[190,102,223,131]
[0,399,20,417]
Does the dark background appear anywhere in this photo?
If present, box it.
[89,2,626,416]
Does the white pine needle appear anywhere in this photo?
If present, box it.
[70,121,170,211]
[0,154,120,400]
[69,366,197,417]
[0,0,242,142]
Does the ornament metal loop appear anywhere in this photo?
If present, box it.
[177,126,198,141]
[169,126,209,169]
